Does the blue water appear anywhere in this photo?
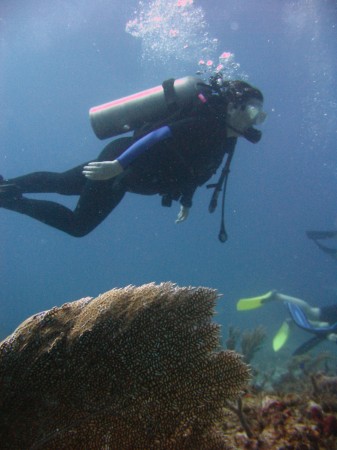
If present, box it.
[1,0,337,362]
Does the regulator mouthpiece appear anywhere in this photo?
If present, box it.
[243,127,262,144]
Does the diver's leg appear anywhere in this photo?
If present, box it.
[0,137,133,235]
[1,178,126,237]
[6,165,87,195]
[69,177,127,236]
[273,293,321,319]
[2,136,133,195]
[293,336,324,356]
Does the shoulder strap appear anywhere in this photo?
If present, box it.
[162,78,178,112]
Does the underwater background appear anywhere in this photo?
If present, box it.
[1,0,337,370]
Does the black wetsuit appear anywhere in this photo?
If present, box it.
[1,111,236,237]
[319,304,337,323]
[292,303,337,355]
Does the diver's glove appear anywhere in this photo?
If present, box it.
[82,160,123,180]
[175,206,189,224]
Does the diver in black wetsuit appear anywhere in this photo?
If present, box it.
[0,78,266,238]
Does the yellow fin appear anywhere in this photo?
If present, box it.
[273,321,290,352]
[236,291,274,311]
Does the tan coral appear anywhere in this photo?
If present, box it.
[0,282,249,449]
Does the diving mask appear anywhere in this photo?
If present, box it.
[245,103,267,125]
[241,101,266,143]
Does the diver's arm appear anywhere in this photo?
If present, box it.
[327,333,337,342]
[175,206,190,223]
[82,160,124,180]
[174,189,195,224]
[83,126,173,180]
[309,319,330,328]
[175,181,199,223]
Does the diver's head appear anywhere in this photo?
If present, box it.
[220,80,266,143]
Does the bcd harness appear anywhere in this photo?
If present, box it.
[161,78,236,243]
[206,147,235,243]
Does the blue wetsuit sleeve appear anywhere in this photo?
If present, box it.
[116,126,173,169]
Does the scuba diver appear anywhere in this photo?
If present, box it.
[237,291,337,355]
[307,230,337,260]
[0,74,266,239]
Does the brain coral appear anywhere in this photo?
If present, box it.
[0,282,249,449]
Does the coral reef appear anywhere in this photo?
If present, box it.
[220,350,337,449]
[225,325,266,364]
[240,326,266,364]
[225,325,241,351]
[312,372,337,397]
[222,385,337,449]
[0,282,249,450]
[222,327,337,448]
[256,352,335,395]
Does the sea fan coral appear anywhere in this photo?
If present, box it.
[240,325,266,364]
[0,282,249,449]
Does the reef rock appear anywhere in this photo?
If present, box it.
[0,282,249,449]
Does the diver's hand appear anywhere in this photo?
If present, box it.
[82,160,123,180]
[175,206,189,224]
[327,333,337,343]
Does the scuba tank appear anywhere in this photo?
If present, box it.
[89,76,211,140]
